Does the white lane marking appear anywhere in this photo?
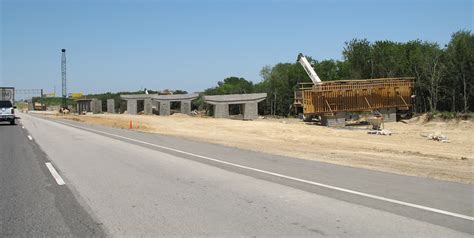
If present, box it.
[27,135,33,140]
[28,115,474,221]
[45,162,65,185]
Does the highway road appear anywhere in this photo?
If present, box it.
[0,117,105,237]
[1,112,472,237]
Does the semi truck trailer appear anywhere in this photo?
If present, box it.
[0,87,16,125]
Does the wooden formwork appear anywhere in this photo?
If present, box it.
[300,77,414,115]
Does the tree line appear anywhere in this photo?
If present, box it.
[33,30,472,116]
[204,30,473,116]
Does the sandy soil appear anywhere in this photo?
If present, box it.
[50,113,473,184]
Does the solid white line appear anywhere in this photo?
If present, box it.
[27,135,33,140]
[31,116,474,221]
[45,162,65,185]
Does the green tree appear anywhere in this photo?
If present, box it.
[371,40,407,78]
[204,77,254,95]
[444,30,474,112]
[404,40,446,112]
[314,60,340,81]
[173,90,188,94]
[254,62,308,116]
[343,39,374,79]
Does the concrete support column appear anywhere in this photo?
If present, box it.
[90,100,96,113]
[379,108,397,122]
[159,101,170,116]
[180,100,191,115]
[152,100,160,115]
[127,99,137,115]
[85,102,90,112]
[107,99,115,113]
[243,102,258,120]
[321,112,346,127]
[144,99,153,115]
[92,100,102,114]
[214,104,229,118]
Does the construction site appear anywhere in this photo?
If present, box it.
[4,1,474,236]
[20,51,473,185]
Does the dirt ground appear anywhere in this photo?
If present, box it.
[50,113,473,184]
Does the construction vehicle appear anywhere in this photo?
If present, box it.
[34,102,46,111]
[295,53,413,126]
[0,87,16,125]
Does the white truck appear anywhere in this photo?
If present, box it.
[0,87,16,125]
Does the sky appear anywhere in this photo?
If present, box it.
[1,0,472,96]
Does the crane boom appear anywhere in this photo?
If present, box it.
[297,53,322,85]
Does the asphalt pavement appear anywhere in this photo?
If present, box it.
[0,120,105,237]
[0,114,474,237]
[4,112,473,237]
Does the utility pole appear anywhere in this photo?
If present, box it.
[61,49,67,109]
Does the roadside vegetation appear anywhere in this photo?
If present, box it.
[205,30,473,116]
[31,30,472,116]
[421,112,473,121]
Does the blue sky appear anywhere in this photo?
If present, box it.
[1,0,472,95]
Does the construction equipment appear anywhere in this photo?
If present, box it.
[69,92,83,99]
[296,53,414,126]
[297,53,322,85]
[34,102,46,111]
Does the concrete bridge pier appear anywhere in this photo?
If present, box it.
[243,102,258,120]
[153,94,199,116]
[144,99,153,115]
[77,99,102,114]
[214,104,229,118]
[107,99,115,113]
[180,100,192,115]
[121,93,198,116]
[203,93,267,120]
[91,99,102,114]
[126,99,137,115]
[76,99,92,114]
[159,101,171,116]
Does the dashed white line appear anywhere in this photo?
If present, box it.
[27,135,33,140]
[45,162,65,185]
